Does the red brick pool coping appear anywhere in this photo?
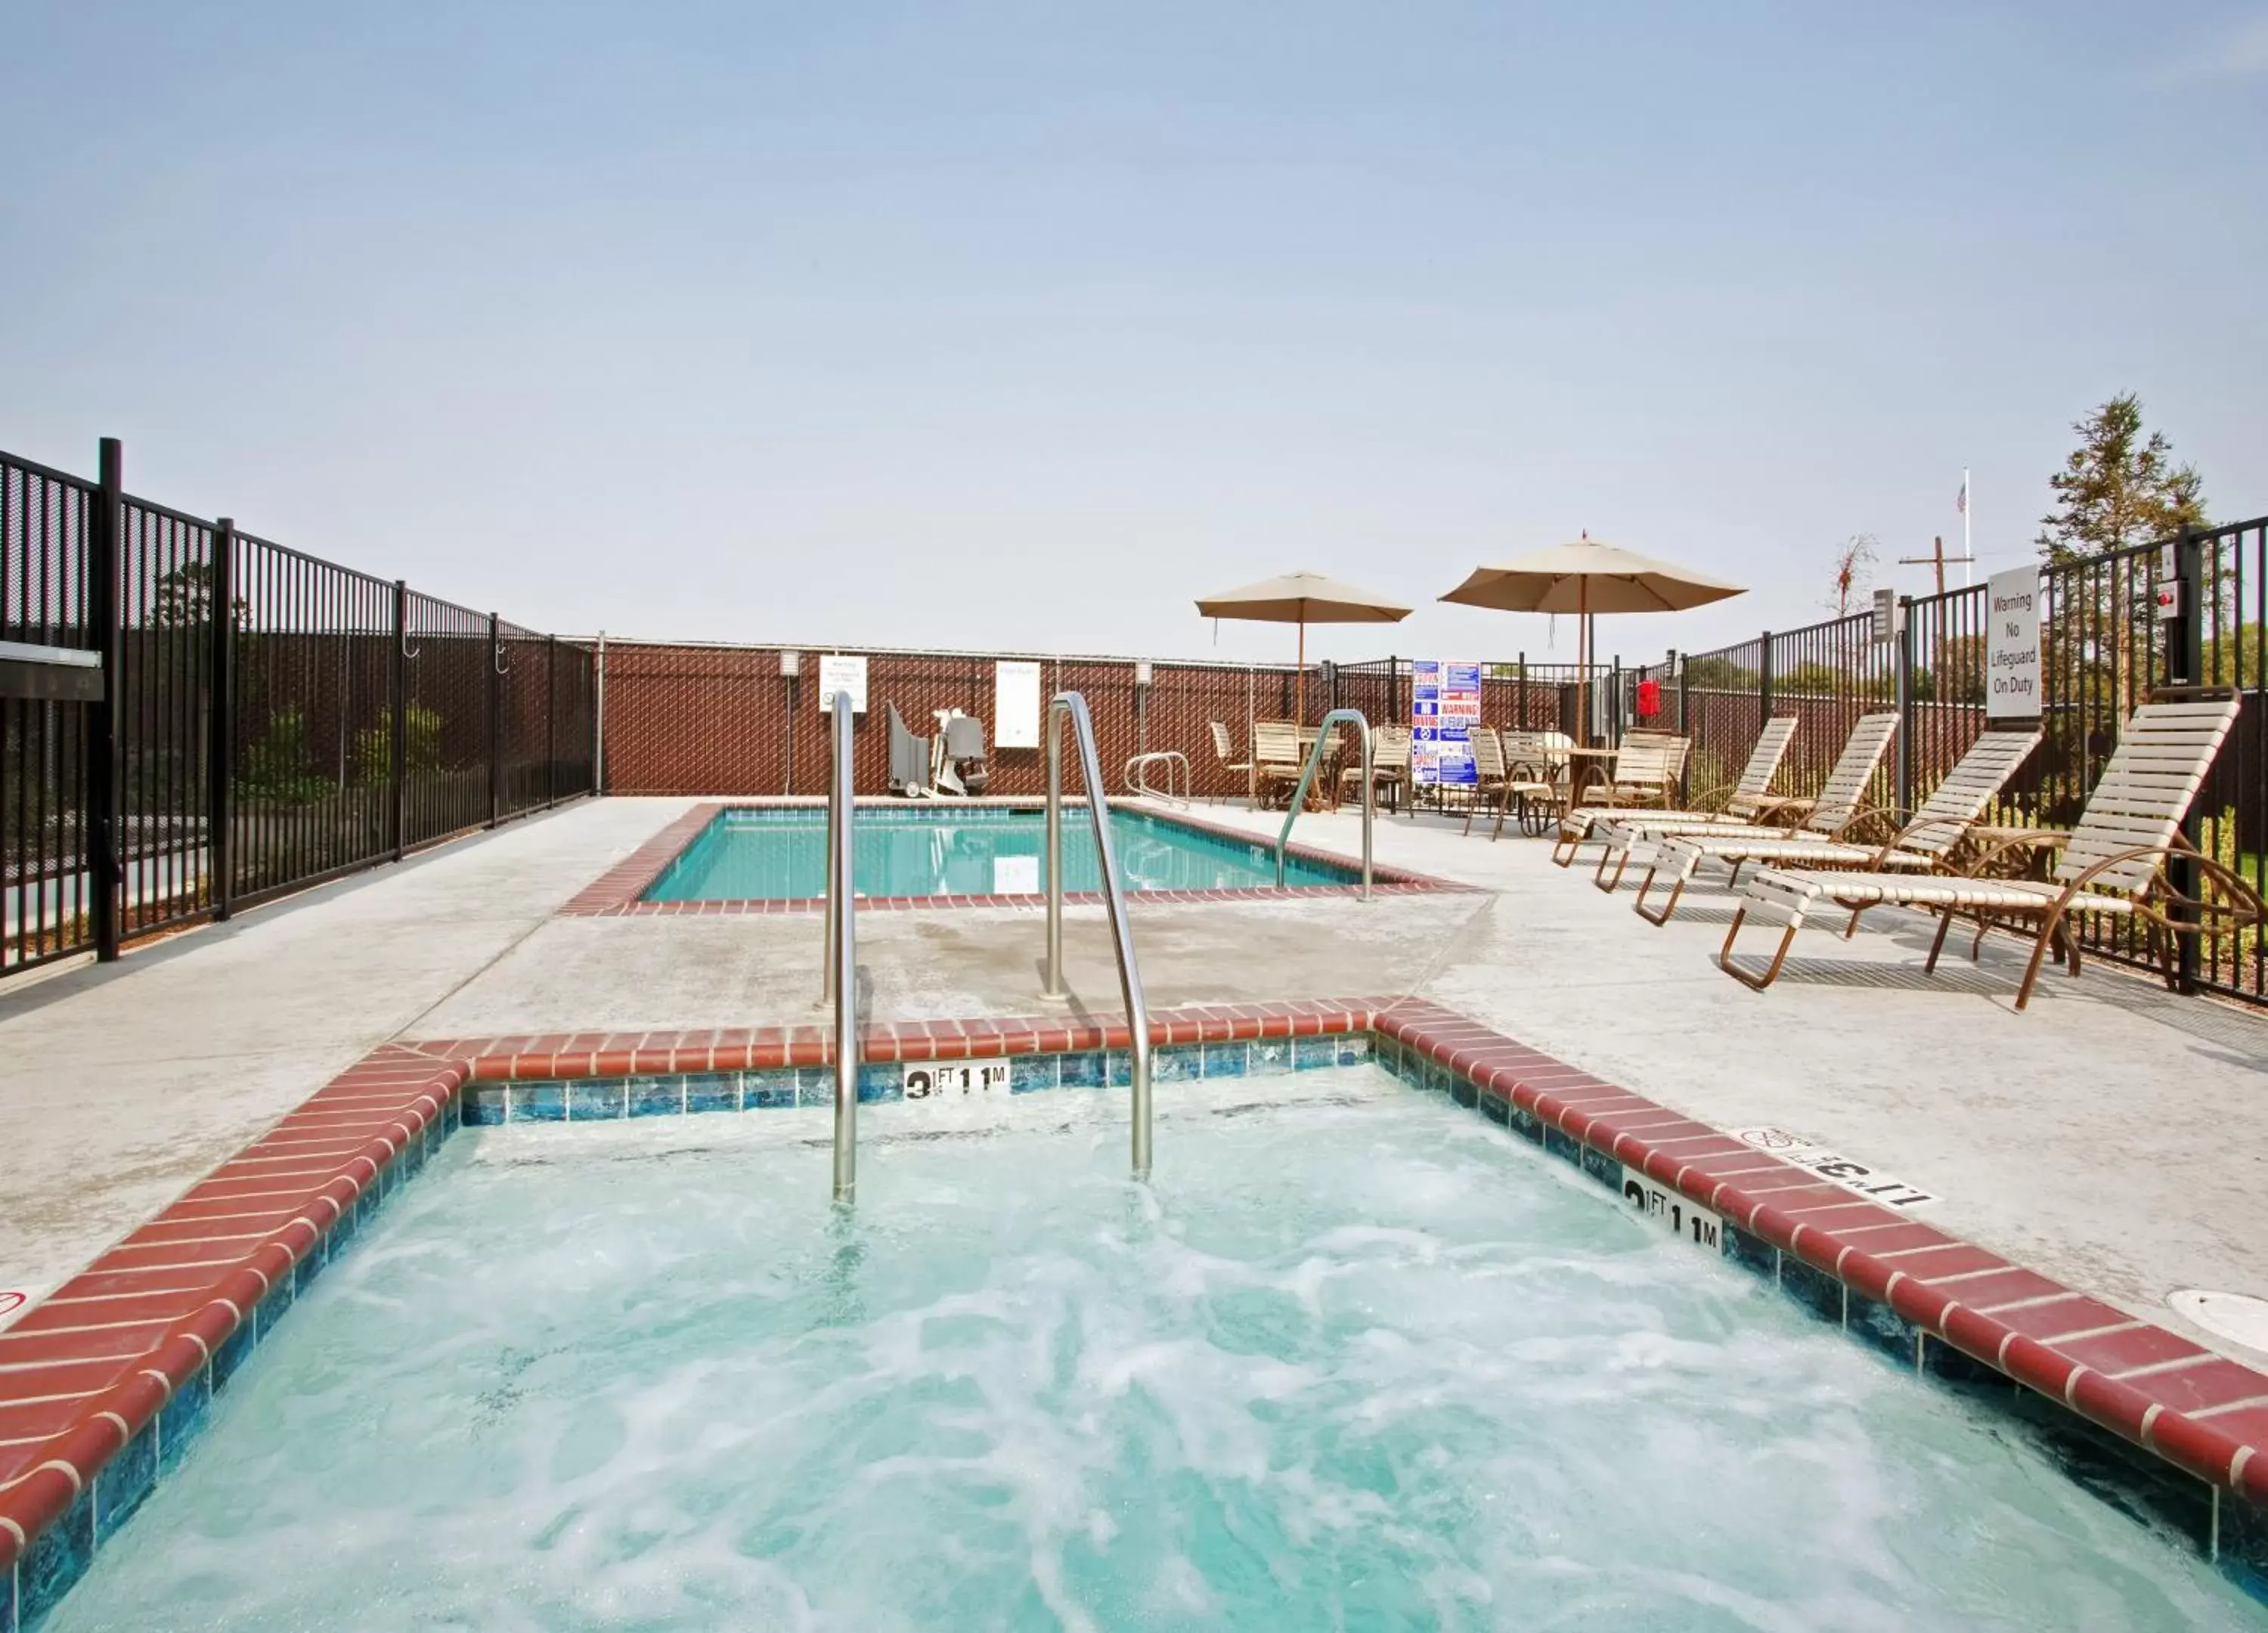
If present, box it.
[559,799,1467,916]
[5,996,2266,1602]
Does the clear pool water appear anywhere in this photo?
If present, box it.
[51,1073,2256,1631]
[641,807,1356,900]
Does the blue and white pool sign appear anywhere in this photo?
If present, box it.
[1411,661,1482,787]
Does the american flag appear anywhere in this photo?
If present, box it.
[1956,479,1968,514]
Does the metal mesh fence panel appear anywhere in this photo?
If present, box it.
[116,497,218,937]
[228,535,398,903]
[2,454,94,970]
[2,438,593,962]
[2186,517,2267,1002]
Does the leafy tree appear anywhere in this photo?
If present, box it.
[150,559,247,629]
[1681,653,1758,692]
[2035,393,2208,564]
[2034,394,2211,718]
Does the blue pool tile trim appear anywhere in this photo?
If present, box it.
[438,1034,1387,1134]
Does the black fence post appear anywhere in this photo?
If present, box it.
[88,437,124,961]
[487,613,502,828]
[209,518,236,921]
[547,634,559,807]
[1757,631,1774,733]
[390,580,408,862]
[2168,526,2205,992]
[1895,596,1915,819]
[1675,651,1689,736]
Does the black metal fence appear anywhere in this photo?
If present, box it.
[2,438,595,975]
[1660,517,2268,1007]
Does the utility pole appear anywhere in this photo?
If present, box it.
[1898,535,1977,597]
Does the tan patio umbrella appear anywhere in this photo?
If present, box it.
[1437,535,1744,744]
[1195,570,1411,723]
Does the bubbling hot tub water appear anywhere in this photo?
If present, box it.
[48,1071,2257,1631]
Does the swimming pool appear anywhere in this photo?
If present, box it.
[46,1071,2257,1630]
[640,806,1358,901]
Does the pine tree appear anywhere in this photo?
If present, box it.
[2035,394,2208,564]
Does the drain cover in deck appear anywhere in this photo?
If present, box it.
[2168,1289,2268,1356]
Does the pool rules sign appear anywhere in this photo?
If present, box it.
[1985,566,2043,720]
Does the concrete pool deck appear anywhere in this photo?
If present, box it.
[5,792,2266,1380]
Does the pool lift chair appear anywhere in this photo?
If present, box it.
[931,708,991,796]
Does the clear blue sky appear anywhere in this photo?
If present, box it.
[3,3,2263,665]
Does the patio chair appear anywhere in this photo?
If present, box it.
[1718,694,2263,1010]
[1625,724,2042,904]
[1210,720,1255,806]
[1341,724,1410,813]
[1545,732,1692,862]
[1563,715,1800,879]
[1461,726,1557,838]
[1253,720,1306,807]
[1628,711,1900,925]
[1498,730,1573,837]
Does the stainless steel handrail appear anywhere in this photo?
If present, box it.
[1276,709,1374,900]
[1042,693,1154,1181]
[1122,749,1190,804]
[821,693,859,1204]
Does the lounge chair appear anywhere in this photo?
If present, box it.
[1719,695,2263,1010]
[1628,712,1900,925]
[1625,724,2041,903]
[1570,715,1801,882]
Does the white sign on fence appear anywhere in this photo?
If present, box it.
[816,653,868,714]
[1984,567,2042,720]
[994,660,1043,749]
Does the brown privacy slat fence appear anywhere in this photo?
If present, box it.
[1,438,594,973]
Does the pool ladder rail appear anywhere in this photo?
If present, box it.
[1277,708,1374,902]
[1043,693,1156,1182]
[1122,749,1191,806]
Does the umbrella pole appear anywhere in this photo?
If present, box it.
[1577,578,1590,747]
[1296,619,1306,723]
[1247,666,1256,810]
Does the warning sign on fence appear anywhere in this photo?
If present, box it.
[1984,568,2041,720]
[1412,661,1481,786]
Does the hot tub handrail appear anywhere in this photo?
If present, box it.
[1277,709,1374,900]
[821,692,859,1205]
[1043,692,1155,1181]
